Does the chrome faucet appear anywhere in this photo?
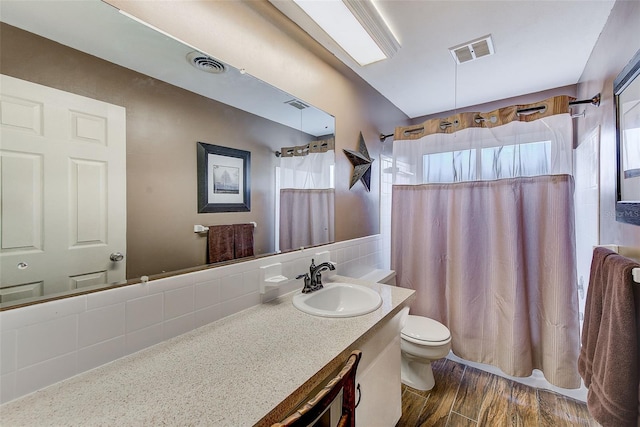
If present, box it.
[296,258,336,293]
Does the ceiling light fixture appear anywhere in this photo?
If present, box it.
[292,0,399,66]
[119,9,203,52]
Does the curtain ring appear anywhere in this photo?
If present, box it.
[403,126,425,137]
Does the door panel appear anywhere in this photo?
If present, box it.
[69,159,107,246]
[70,271,108,289]
[0,281,44,303]
[70,111,107,145]
[0,151,43,251]
[0,95,43,135]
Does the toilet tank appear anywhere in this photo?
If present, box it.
[359,269,396,286]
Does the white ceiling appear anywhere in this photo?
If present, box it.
[271,0,616,118]
[1,0,617,125]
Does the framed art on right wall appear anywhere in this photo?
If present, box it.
[615,49,640,225]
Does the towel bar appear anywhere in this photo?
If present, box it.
[194,222,257,233]
[597,245,640,283]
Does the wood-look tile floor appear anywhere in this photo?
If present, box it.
[396,359,599,427]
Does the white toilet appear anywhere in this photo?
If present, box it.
[400,315,451,391]
[359,269,452,391]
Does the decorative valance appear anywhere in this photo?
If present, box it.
[279,137,335,157]
[393,95,576,140]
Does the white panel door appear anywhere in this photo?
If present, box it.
[0,74,126,302]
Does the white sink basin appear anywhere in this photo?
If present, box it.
[292,282,382,318]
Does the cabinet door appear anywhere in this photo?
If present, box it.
[356,335,402,426]
[355,307,408,426]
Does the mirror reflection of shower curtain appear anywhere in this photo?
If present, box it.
[278,151,335,252]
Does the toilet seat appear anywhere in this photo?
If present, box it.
[401,315,451,345]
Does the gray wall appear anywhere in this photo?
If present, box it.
[575,0,640,247]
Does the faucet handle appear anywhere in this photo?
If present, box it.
[296,273,312,293]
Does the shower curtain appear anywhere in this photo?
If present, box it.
[390,107,581,388]
[278,151,335,251]
[279,188,334,251]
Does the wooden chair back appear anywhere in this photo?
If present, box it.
[272,350,362,427]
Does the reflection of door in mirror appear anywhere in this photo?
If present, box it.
[0,75,126,303]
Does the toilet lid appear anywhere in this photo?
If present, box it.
[401,315,450,343]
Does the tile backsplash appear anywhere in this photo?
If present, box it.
[0,235,383,404]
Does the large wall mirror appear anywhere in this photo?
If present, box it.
[0,0,335,309]
[615,49,640,225]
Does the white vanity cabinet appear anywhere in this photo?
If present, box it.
[310,307,407,427]
[355,307,408,426]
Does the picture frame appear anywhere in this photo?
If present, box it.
[615,49,640,225]
[197,142,251,213]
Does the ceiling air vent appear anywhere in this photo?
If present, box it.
[186,51,226,74]
[284,99,310,110]
[449,35,495,64]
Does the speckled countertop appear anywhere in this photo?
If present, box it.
[0,276,414,426]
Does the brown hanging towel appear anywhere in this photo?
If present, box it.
[233,223,254,259]
[578,247,640,427]
[207,225,235,264]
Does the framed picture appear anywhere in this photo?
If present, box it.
[615,49,640,225]
[197,142,250,213]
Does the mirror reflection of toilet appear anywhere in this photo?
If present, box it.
[359,269,452,391]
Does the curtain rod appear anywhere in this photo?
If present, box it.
[516,93,600,117]
[384,94,601,139]
[380,133,394,142]
[275,138,335,157]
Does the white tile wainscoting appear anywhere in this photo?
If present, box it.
[0,235,384,404]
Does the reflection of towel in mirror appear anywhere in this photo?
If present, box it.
[208,225,235,264]
[234,224,254,259]
[578,247,639,427]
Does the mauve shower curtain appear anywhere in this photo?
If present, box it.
[279,188,334,252]
[278,151,335,252]
[391,175,580,388]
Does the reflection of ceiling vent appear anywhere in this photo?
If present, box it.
[186,51,226,74]
[449,35,495,64]
[284,99,310,110]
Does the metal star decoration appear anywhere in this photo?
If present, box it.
[343,132,374,191]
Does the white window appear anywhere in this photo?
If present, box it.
[422,141,551,183]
